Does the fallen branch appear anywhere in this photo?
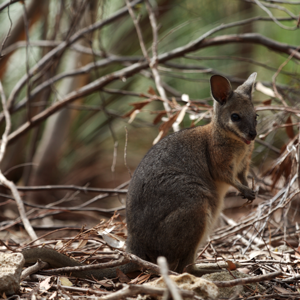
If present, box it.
[99,284,198,300]
[157,256,182,300]
[212,271,282,287]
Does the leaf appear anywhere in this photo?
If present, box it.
[273,208,283,223]
[100,226,115,234]
[273,286,291,294]
[98,279,114,288]
[129,273,151,284]
[49,291,57,300]
[153,112,180,144]
[271,154,292,189]
[147,86,157,95]
[77,238,88,249]
[226,260,236,271]
[153,111,167,125]
[59,277,73,287]
[102,233,125,249]
[55,240,64,249]
[39,277,52,292]
[123,100,151,118]
[285,116,295,139]
[116,268,130,283]
[129,100,152,109]
[128,109,140,124]
[249,250,281,260]
[295,246,300,259]
[262,99,272,105]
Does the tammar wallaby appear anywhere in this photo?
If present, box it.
[22,73,257,279]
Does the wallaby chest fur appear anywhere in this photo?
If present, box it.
[126,73,257,274]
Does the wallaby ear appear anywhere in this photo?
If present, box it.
[210,75,232,105]
[236,72,257,96]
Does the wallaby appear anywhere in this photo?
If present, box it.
[22,73,257,279]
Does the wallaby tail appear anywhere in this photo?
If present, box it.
[22,248,138,280]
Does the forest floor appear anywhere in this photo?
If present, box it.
[1,178,300,300]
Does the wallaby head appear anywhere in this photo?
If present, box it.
[210,72,257,145]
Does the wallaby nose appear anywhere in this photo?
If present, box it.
[248,130,257,140]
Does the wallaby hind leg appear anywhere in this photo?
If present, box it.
[175,249,197,274]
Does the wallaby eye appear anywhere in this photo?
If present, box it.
[255,114,259,120]
[231,113,240,122]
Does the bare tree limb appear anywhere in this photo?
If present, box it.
[4,31,300,144]
[0,80,37,240]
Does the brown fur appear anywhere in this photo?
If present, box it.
[126,73,257,275]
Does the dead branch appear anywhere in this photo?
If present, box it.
[157,256,182,300]
[125,252,179,276]
[40,253,129,275]
[2,184,128,193]
[21,259,49,280]
[145,0,172,118]
[100,284,199,300]
[0,80,37,240]
[212,270,282,287]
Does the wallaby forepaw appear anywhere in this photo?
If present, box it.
[240,188,255,201]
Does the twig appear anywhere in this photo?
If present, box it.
[21,260,49,281]
[125,0,149,60]
[124,127,132,178]
[157,257,182,300]
[252,0,297,30]
[1,184,128,193]
[126,0,173,137]
[0,0,20,13]
[185,54,297,77]
[211,188,300,243]
[0,81,37,240]
[272,46,300,107]
[22,0,32,122]
[255,105,300,115]
[261,0,300,4]
[298,122,300,189]
[0,4,12,57]
[99,284,198,300]
[212,271,282,287]
[125,252,179,276]
[145,0,172,118]
[10,197,125,214]
[41,254,129,275]
[49,283,109,295]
